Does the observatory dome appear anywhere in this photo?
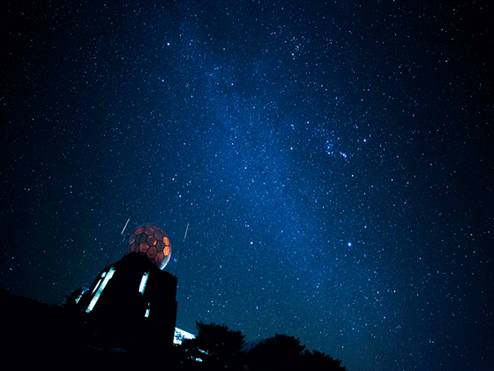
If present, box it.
[128,225,171,270]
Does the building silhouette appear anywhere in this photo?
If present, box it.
[72,252,178,351]
[66,224,180,352]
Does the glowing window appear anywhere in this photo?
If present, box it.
[139,272,149,294]
[86,266,116,313]
[75,288,87,304]
[173,327,196,345]
[91,271,107,294]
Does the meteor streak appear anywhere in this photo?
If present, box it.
[183,223,190,242]
[120,217,131,235]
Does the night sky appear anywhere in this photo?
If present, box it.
[1,1,493,370]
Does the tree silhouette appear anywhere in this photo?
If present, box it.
[245,334,346,371]
[182,322,245,370]
[246,334,306,371]
[300,349,347,371]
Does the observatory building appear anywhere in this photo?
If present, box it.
[73,225,178,350]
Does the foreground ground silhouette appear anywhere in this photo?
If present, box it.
[0,289,346,370]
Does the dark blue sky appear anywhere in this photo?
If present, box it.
[1,1,493,370]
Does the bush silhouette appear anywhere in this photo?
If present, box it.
[181,323,346,371]
[182,322,246,370]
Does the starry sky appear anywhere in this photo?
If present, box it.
[1,1,493,370]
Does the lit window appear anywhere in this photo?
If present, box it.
[91,271,107,294]
[86,266,116,313]
[139,272,149,294]
[74,288,87,304]
[173,327,196,345]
